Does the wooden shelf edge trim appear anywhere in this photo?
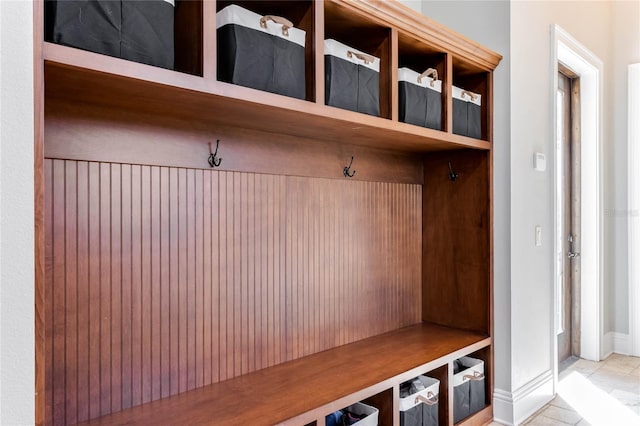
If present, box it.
[44,58,492,153]
[216,80,493,150]
[43,42,210,91]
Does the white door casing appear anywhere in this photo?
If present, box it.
[551,24,604,378]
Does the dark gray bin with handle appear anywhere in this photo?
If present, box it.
[399,375,440,426]
[45,0,175,69]
[452,86,482,139]
[325,39,380,117]
[217,4,306,99]
[398,67,442,131]
[453,356,485,424]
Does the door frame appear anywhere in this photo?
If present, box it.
[556,68,578,365]
[629,63,640,357]
[551,25,604,383]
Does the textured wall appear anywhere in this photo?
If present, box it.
[0,1,35,424]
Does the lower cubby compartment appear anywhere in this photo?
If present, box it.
[76,323,489,426]
[327,398,383,426]
[453,347,491,425]
[398,364,447,426]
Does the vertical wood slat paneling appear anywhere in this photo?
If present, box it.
[150,166,161,402]
[110,164,122,414]
[159,167,171,399]
[168,167,179,397]
[129,165,142,409]
[177,168,187,394]
[52,160,66,422]
[63,161,78,425]
[45,159,421,424]
[87,162,101,419]
[120,164,132,411]
[76,161,90,421]
[140,166,152,405]
[99,163,111,416]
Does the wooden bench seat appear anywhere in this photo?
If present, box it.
[80,323,489,426]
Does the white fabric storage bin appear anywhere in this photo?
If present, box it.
[399,375,439,426]
[345,401,379,426]
[452,356,485,423]
[398,67,442,130]
[324,39,380,116]
[452,86,482,139]
[217,4,306,99]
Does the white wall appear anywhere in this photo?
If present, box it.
[397,0,423,14]
[611,0,640,337]
[0,1,35,424]
[510,0,639,373]
[510,0,636,420]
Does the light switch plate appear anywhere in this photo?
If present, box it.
[534,152,546,171]
[535,226,542,246]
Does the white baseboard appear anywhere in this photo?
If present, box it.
[603,331,631,357]
[493,389,515,425]
[492,370,554,425]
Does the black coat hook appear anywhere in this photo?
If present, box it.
[448,162,458,181]
[343,156,356,178]
[208,140,222,168]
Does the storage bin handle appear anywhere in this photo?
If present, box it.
[415,391,439,406]
[463,370,485,381]
[347,50,375,65]
[461,90,479,101]
[418,68,438,86]
[259,15,294,37]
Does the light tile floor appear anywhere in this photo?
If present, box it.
[491,354,640,425]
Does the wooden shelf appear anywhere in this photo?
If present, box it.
[44,43,490,153]
[78,323,489,426]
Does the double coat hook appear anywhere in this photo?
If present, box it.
[448,162,458,181]
[208,140,222,168]
[343,156,356,178]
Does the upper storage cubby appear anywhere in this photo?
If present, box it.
[397,32,447,132]
[44,0,203,76]
[215,1,315,101]
[323,1,392,119]
[452,56,491,141]
[42,0,502,154]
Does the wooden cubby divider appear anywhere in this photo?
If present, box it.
[37,1,502,425]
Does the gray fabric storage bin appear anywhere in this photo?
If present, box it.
[399,375,440,426]
[452,86,482,139]
[398,67,442,130]
[45,0,175,69]
[325,39,380,117]
[400,405,422,426]
[216,4,306,99]
[453,356,485,424]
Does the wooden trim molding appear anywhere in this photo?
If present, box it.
[34,0,45,424]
